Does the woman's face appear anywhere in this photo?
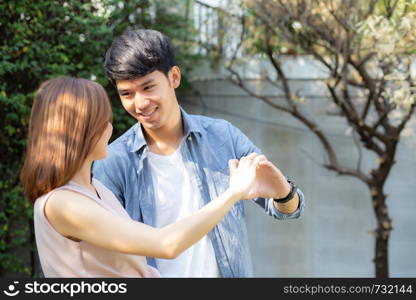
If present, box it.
[89,122,113,161]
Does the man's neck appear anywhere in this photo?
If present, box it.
[145,109,184,156]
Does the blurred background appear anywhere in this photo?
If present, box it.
[1,0,415,278]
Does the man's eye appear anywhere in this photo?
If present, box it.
[144,85,154,91]
[120,92,131,97]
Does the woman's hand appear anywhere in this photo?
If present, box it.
[227,153,262,199]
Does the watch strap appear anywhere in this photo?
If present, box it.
[273,180,297,204]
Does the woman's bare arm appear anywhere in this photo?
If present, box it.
[44,155,260,259]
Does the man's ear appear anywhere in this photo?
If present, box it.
[170,66,181,88]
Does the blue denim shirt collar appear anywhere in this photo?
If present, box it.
[128,106,203,153]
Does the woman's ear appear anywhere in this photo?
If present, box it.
[170,66,181,88]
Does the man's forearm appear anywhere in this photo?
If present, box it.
[273,192,300,214]
[270,173,301,214]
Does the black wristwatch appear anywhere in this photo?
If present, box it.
[273,180,297,204]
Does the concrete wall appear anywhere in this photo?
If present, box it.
[179,57,416,277]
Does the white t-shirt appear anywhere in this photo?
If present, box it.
[147,143,221,278]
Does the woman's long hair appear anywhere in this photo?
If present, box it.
[20,77,112,203]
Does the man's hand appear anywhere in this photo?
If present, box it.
[230,154,291,200]
[228,154,262,199]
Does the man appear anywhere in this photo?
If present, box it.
[93,29,305,277]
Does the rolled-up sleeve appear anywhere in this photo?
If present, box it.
[261,188,305,219]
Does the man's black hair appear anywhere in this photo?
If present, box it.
[104,29,176,84]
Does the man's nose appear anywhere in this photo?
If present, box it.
[134,95,150,112]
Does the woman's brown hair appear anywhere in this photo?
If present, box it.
[20,77,112,203]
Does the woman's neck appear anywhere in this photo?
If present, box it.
[71,159,95,192]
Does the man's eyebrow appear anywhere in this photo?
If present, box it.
[139,78,155,87]
[117,78,155,93]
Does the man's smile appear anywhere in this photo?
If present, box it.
[137,106,158,120]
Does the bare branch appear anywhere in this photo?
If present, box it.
[228,14,246,70]
[300,148,324,167]
[385,0,399,18]
[324,163,370,183]
[340,33,360,119]
[227,67,291,113]
[227,64,371,184]
[372,106,391,132]
[397,103,416,135]
[265,75,285,92]
[349,58,377,99]
[348,58,395,137]
[327,83,385,155]
[364,0,378,19]
[326,4,350,33]
[352,129,363,172]
[300,145,369,183]
[194,0,239,17]
[397,76,416,135]
[326,83,358,127]
[264,27,296,110]
[361,87,375,122]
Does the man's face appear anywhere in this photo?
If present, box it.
[116,67,180,131]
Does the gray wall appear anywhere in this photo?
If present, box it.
[179,57,416,277]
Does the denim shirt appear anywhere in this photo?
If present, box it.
[93,107,305,277]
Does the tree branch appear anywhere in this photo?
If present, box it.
[397,103,416,135]
[352,129,363,172]
[227,65,371,184]
[227,67,291,113]
[327,83,385,155]
[264,27,296,110]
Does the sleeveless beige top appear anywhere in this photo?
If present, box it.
[34,178,160,278]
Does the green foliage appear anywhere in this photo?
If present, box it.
[0,0,114,277]
[0,0,199,277]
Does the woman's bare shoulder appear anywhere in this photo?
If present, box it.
[46,188,96,217]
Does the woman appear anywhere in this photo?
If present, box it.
[20,77,262,277]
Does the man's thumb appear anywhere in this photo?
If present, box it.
[228,159,238,175]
